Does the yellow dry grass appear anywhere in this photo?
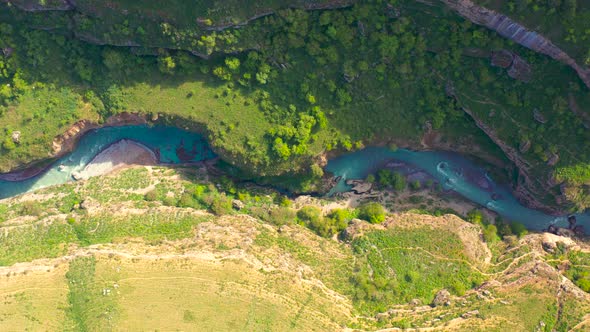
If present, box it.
[0,264,69,331]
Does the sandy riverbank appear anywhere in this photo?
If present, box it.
[72,139,158,181]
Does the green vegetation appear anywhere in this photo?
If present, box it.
[350,227,484,313]
[0,166,590,330]
[357,202,386,224]
[548,244,590,293]
[475,0,590,64]
[2,0,590,209]
[65,256,118,331]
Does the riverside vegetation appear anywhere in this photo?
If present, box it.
[0,0,589,211]
[2,1,590,330]
[0,165,589,330]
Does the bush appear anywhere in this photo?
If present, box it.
[20,201,43,216]
[269,207,296,226]
[210,195,232,215]
[510,222,528,237]
[178,192,197,208]
[466,209,484,225]
[144,189,158,201]
[357,202,386,224]
[483,224,499,243]
[162,195,177,207]
[297,206,322,225]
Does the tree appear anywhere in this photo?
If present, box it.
[158,56,176,74]
[392,172,406,191]
[510,222,528,237]
[102,48,125,71]
[357,202,386,224]
[273,137,291,160]
[225,57,241,72]
[213,66,232,81]
[483,224,499,243]
[466,209,483,224]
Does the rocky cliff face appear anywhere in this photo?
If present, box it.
[455,94,564,213]
[2,0,74,11]
[441,0,590,89]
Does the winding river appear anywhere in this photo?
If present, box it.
[326,147,587,231]
[0,125,215,199]
[0,126,586,232]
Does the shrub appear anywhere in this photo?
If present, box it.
[210,195,232,215]
[483,224,499,243]
[357,202,386,224]
[466,209,484,225]
[20,201,43,216]
[162,195,177,207]
[510,222,528,237]
[297,206,322,225]
[269,207,296,226]
[178,192,197,208]
[144,189,158,201]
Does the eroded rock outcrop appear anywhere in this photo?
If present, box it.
[491,50,532,82]
[441,0,590,89]
[3,0,74,11]
[459,102,562,213]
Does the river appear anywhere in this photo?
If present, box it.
[0,125,215,199]
[0,126,585,232]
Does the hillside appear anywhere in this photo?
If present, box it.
[1,166,590,330]
[0,0,590,212]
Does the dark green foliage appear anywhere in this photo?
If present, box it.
[510,221,528,238]
[377,169,406,191]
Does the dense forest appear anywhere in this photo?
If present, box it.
[1,0,590,212]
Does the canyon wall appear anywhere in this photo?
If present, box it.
[441,0,590,89]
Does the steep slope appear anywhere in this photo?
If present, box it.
[0,166,589,330]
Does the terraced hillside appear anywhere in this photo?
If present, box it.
[0,166,589,330]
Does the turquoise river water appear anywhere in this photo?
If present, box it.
[0,126,586,231]
[0,125,215,199]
